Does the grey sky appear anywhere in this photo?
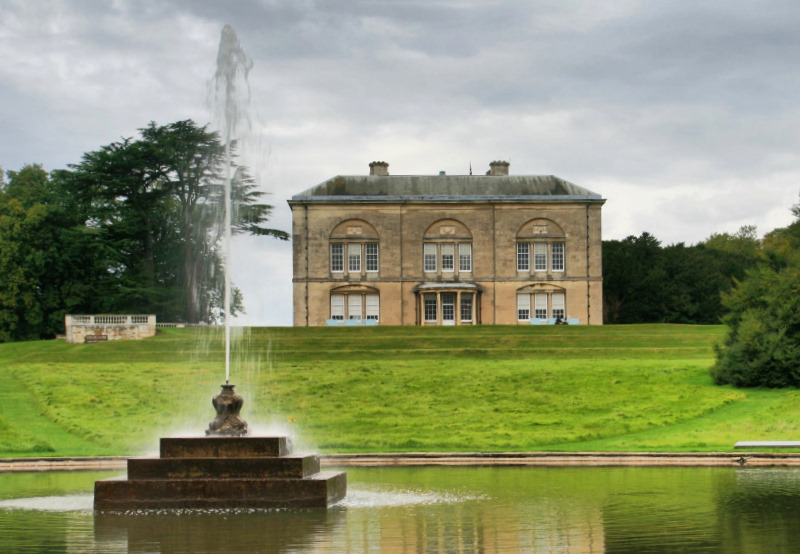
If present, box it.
[2,0,799,325]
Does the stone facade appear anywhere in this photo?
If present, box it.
[288,162,605,326]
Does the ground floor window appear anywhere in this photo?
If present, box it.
[418,289,479,325]
[517,291,566,322]
[331,293,379,321]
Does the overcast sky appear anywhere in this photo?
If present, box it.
[3,0,799,325]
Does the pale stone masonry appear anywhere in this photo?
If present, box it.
[288,161,605,326]
[65,314,156,343]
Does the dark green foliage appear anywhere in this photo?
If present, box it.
[0,165,111,341]
[603,226,761,324]
[711,216,800,387]
[0,120,288,341]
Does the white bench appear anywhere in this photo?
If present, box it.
[734,441,800,449]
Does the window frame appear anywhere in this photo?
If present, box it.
[517,242,530,271]
[517,293,531,321]
[365,242,379,273]
[330,243,344,273]
[459,243,472,272]
[551,242,565,272]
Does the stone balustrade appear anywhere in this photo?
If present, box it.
[65,314,156,344]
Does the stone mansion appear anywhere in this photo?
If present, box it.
[288,161,605,326]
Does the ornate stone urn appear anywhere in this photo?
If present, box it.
[206,383,248,437]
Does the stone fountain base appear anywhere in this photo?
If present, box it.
[94,436,346,510]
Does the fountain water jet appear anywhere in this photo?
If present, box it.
[94,25,346,510]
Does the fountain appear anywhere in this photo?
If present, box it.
[94,25,346,510]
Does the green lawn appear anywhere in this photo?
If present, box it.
[1,324,797,457]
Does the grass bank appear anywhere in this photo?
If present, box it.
[1,324,797,457]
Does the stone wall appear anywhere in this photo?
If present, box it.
[64,314,157,344]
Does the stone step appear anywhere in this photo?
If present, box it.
[94,471,347,510]
[127,455,320,480]
[160,436,291,459]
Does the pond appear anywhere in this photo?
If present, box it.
[1,466,798,552]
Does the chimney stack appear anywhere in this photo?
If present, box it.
[369,161,389,176]
[487,160,510,176]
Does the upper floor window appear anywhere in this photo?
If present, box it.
[423,219,473,277]
[459,244,472,272]
[516,218,567,275]
[331,244,344,273]
[329,219,380,277]
[348,243,361,273]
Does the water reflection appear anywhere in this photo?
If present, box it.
[2,467,800,552]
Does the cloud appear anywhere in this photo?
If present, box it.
[2,0,800,325]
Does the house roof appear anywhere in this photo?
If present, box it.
[289,175,604,204]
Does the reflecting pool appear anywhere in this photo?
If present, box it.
[1,466,799,552]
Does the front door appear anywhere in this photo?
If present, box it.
[441,293,455,326]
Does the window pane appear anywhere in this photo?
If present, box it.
[534,243,547,271]
[366,243,379,272]
[348,294,362,319]
[517,293,530,321]
[424,295,437,322]
[331,244,343,272]
[459,243,472,272]
[441,243,454,272]
[552,242,564,272]
[366,294,379,320]
[461,293,473,322]
[552,292,565,319]
[534,293,548,319]
[331,294,344,320]
[348,243,361,272]
[441,293,455,320]
[424,243,437,272]
[517,242,529,271]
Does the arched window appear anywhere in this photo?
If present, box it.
[329,220,380,277]
[329,285,380,323]
[516,219,566,275]
[516,284,567,323]
[422,219,473,276]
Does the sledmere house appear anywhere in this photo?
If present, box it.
[288,161,605,326]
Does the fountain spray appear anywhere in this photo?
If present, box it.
[206,24,253,436]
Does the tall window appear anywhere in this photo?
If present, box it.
[348,243,361,272]
[366,243,379,272]
[459,244,472,272]
[552,293,565,320]
[424,295,437,322]
[517,294,531,321]
[517,243,530,271]
[441,244,455,272]
[534,294,548,319]
[461,293,473,322]
[331,244,344,273]
[366,294,380,320]
[533,243,547,271]
[331,295,345,320]
[348,294,362,320]
[424,243,437,272]
[551,242,564,272]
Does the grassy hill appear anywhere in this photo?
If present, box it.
[1,324,798,457]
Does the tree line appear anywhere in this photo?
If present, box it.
[602,226,762,324]
[0,120,288,342]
